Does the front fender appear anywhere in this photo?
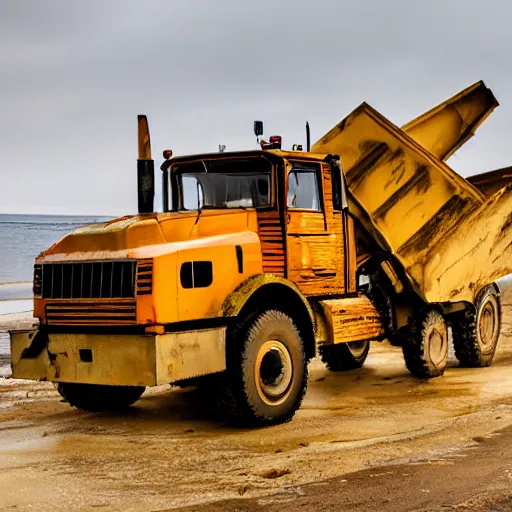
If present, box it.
[222,273,314,325]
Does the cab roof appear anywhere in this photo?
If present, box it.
[168,149,332,165]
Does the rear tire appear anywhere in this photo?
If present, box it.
[57,383,145,412]
[320,341,370,371]
[402,308,448,379]
[217,310,308,426]
[451,285,501,367]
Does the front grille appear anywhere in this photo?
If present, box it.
[46,300,137,325]
[40,261,136,299]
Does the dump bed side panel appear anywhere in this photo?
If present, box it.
[421,183,512,303]
[401,80,499,161]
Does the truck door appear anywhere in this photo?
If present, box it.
[285,160,354,296]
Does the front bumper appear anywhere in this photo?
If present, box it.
[10,327,226,386]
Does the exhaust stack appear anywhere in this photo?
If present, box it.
[137,115,155,214]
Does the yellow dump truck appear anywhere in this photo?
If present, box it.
[10,81,512,426]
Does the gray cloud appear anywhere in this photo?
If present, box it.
[1,0,512,214]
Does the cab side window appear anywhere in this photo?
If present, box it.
[287,170,320,210]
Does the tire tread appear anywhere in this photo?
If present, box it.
[216,310,308,426]
[451,286,500,368]
[402,309,447,379]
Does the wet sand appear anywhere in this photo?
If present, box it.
[1,283,512,511]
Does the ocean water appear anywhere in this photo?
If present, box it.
[0,214,112,301]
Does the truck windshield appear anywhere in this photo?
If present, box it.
[174,158,271,210]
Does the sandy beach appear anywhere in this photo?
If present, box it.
[0,278,511,511]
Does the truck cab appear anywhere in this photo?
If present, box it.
[164,149,357,296]
[12,142,389,426]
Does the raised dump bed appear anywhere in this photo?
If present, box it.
[402,80,498,161]
[313,81,511,305]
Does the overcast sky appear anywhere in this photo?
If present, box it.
[1,0,512,215]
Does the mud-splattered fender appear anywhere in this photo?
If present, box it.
[221,274,317,358]
[222,273,315,327]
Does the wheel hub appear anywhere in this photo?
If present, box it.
[255,340,293,405]
[429,330,444,364]
[478,299,498,350]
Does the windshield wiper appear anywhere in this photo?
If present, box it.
[194,181,203,225]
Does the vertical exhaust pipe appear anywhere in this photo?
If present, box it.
[137,115,154,214]
[306,121,311,152]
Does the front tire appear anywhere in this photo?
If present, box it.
[57,383,145,412]
[451,285,501,367]
[219,310,308,426]
[320,341,370,371]
[402,308,448,379]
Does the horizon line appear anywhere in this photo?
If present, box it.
[0,212,119,217]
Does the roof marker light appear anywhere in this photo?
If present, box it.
[269,135,282,149]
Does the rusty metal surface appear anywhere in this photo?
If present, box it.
[467,166,512,198]
[138,114,152,160]
[312,100,512,305]
[402,81,498,161]
[318,295,384,344]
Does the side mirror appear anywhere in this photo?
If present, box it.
[331,157,349,211]
[254,120,264,138]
